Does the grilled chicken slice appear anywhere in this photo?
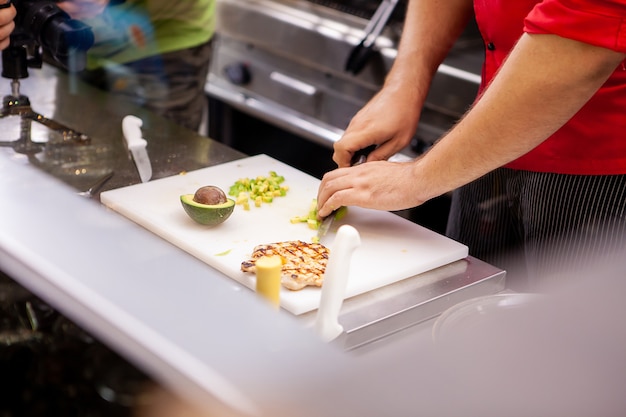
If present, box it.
[241,240,330,290]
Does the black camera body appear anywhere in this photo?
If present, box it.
[2,0,95,79]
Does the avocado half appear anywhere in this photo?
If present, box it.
[180,194,235,226]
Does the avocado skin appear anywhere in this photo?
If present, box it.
[180,194,235,226]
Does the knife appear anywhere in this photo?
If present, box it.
[317,145,376,240]
[122,115,152,183]
[315,224,361,342]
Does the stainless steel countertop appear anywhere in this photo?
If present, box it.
[0,64,246,197]
[0,65,505,415]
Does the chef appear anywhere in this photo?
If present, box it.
[317,0,626,290]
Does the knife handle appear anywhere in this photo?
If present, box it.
[122,115,146,149]
[351,144,376,166]
[315,225,361,342]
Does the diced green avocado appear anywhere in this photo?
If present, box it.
[180,194,235,226]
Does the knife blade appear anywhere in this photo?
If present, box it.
[122,115,152,183]
[317,145,376,240]
[317,212,335,239]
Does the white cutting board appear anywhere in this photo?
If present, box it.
[101,154,468,315]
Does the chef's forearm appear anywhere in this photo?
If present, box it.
[411,33,626,202]
[385,0,474,95]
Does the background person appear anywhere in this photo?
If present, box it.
[57,0,215,132]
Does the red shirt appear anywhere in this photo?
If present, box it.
[473,0,626,174]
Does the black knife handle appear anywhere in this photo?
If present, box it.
[351,144,377,166]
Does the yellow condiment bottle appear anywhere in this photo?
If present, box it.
[255,255,282,308]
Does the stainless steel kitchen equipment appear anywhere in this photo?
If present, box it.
[206,0,484,154]
[344,0,400,75]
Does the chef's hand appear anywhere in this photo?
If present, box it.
[333,83,422,167]
[317,159,432,218]
[0,2,16,50]
[57,0,109,19]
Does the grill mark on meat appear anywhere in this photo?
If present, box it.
[241,240,330,291]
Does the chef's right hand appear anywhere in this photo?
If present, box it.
[333,83,423,167]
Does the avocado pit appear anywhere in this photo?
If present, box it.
[193,185,227,205]
[181,186,235,226]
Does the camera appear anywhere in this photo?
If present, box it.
[2,0,95,79]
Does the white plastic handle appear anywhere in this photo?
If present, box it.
[122,115,146,149]
[315,225,361,342]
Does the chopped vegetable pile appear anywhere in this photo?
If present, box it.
[290,198,322,230]
[228,171,289,210]
[290,198,348,230]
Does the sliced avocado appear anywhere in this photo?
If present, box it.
[180,194,235,226]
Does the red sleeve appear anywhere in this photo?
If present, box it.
[524,0,626,52]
